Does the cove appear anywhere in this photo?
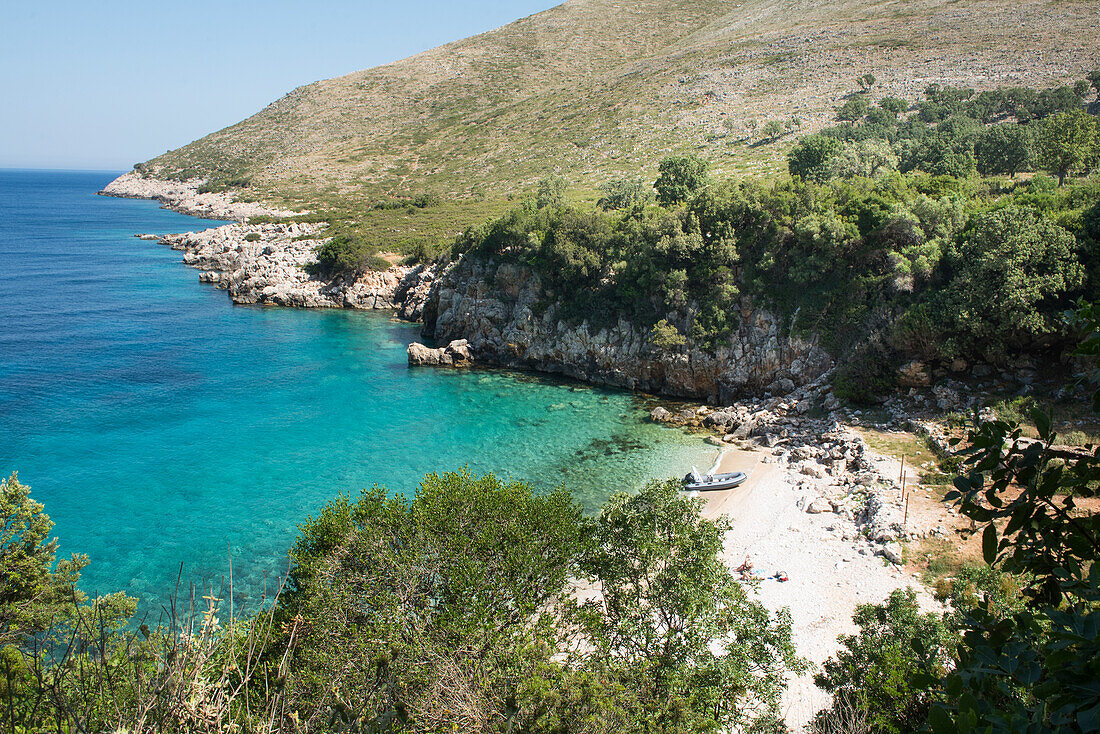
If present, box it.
[0,170,713,613]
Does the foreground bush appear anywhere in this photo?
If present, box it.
[1,471,801,732]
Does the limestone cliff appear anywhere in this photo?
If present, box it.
[418,256,833,402]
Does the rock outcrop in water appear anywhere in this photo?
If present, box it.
[416,256,833,402]
[407,339,474,367]
[157,223,420,309]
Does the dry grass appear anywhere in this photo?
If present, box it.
[911,535,983,586]
[854,428,940,475]
[138,0,1100,218]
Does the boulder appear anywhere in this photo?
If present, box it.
[879,543,904,565]
[897,360,932,388]
[408,342,448,366]
[407,339,474,367]
[800,461,827,479]
[704,410,736,428]
[806,497,835,514]
[650,406,673,422]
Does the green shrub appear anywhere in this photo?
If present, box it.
[813,589,953,734]
[648,318,687,353]
[243,232,261,242]
[309,233,388,277]
[836,96,871,122]
[788,134,844,182]
[597,176,652,210]
[654,154,709,206]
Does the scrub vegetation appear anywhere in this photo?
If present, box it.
[436,77,1100,402]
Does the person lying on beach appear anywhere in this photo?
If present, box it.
[735,555,755,581]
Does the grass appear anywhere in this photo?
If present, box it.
[130,0,1099,229]
[855,427,941,472]
[913,535,983,586]
[985,393,1100,446]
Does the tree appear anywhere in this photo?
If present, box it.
[597,176,652,210]
[857,73,876,93]
[277,471,802,732]
[536,174,568,208]
[1,474,88,647]
[654,154,709,206]
[814,589,954,734]
[836,96,871,122]
[878,97,909,118]
[278,470,586,730]
[648,319,687,353]
[787,134,843,183]
[1037,107,1098,185]
[579,480,802,732]
[1090,69,1100,97]
[937,206,1083,360]
[974,123,1034,177]
[926,302,1100,733]
[760,119,785,142]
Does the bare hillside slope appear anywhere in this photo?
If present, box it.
[139,0,1099,205]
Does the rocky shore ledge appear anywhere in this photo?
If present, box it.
[99,172,301,221]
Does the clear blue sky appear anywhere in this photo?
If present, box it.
[0,1,559,171]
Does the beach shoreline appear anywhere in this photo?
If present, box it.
[688,438,939,730]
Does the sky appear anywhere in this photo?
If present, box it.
[0,0,560,171]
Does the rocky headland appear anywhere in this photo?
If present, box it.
[100,171,301,221]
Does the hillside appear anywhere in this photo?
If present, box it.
[139,0,1100,215]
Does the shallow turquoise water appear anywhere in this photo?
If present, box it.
[0,170,713,614]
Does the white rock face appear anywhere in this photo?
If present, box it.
[420,257,833,401]
[407,339,474,366]
[157,223,430,309]
[100,172,300,221]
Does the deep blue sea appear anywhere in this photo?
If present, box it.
[0,169,712,615]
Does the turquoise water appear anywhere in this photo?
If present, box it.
[0,169,713,613]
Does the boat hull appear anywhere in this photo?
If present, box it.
[682,471,747,492]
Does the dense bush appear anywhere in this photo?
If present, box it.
[597,176,652,210]
[308,232,388,278]
[2,472,801,732]
[654,154,709,206]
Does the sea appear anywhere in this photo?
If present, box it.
[0,169,714,615]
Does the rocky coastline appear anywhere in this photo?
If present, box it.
[101,173,838,401]
[410,257,834,402]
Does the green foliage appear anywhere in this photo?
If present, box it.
[836,96,871,122]
[597,176,652,211]
[974,124,1034,176]
[276,472,801,732]
[878,97,909,118]
[196,175,252,194]
[243,232,261,242]
[654,154,709,206]
[926,309,1100,732]
[787,134,843,183]
[577,480,802,731]
[648,318,687,353]
[932,206,1084,360]
[1038,107,1099,185]
[536,174,568,209]
[759,119,785,142]
[857,73,876,93]
[0,473,90,646]
[813,589,953,734]
[308,232,388,278]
